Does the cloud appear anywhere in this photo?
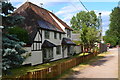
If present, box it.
[56,4,85,15]
[55,3,86,25]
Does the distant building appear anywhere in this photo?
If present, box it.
[72,33,80,41]
[72,33,82,54]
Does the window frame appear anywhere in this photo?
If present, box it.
[59,33,61,40]
[45,30,50,39]
[54,32,57,39]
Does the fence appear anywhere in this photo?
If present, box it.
[4,52,98,79]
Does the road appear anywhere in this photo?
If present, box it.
[67,48,118,79]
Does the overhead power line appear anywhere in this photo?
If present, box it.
[78,0,89,12]
[70,2,80,12]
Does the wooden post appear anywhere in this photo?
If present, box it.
[27,72,32,79]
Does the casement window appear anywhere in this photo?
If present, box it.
[59,33,61,40]
[43,48,53,59]
[56,46,61,55]
[54,32,57,39]
[67,30,71,38]
[45,31,49,39]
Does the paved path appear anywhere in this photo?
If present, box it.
[68,48,118,79]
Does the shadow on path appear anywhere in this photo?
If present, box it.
[66,54,115,79]
[90,56,114,67]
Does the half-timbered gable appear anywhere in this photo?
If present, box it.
[32,29,42,51]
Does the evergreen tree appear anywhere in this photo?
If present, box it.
[1,1,26,74]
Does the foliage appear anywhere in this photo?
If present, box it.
[79,25,100,49]
[70,11,100,52]
[8,27,29,43]
[103,33,118,47]
[72,40,81,45]
[1,1,26,74]
[2,34,26,74]
[2,1,24,28]
[104,7,120,46]
[70,11,99,32]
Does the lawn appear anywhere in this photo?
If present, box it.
[3,53,90,78]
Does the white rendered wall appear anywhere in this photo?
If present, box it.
[63,46,68,58]
[22,47,32,65]
[22,47,43,65]
[31,51,43,65]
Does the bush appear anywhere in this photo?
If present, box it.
[8,26,29,43]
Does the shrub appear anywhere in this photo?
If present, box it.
[8,26,29,43]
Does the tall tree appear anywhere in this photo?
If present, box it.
[104,7,120,46]
[1,1,26,74]
[70,11,100,52]
[70,11,99,33]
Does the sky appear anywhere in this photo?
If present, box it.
[10,0,119,36]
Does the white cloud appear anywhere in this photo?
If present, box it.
[55,3,86,25]
[55,4,85,16]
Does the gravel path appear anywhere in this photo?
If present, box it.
[68,48,118,79]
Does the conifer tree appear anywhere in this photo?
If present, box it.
[1,1,26,74]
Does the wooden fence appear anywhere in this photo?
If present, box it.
[4,53,98,79]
